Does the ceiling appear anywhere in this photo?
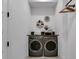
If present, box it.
[29,0,58,8]
[29,0,57,2]
[29,0,58,15]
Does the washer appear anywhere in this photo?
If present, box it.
[28,35,43,57]
[44,36,58,57]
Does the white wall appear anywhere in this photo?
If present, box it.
[54,0,64,59]
[62,0,76,59]
[63,13,76,59]
[2,0,8,59]
[67,13,76,59]
[31,7,56,15]
[31,16,56,34]
[61,13,76,59]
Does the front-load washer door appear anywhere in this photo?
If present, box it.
[29,39,43,57]
[30,39,43,52]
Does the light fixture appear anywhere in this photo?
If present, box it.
[33,0,53,2]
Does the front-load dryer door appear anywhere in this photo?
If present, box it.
[45,40,57,52]
[46,41,56,51]
[30,40,42,51]
[44,37,58,57]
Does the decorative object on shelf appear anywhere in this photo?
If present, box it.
[52,32,55,35]
[41,32,45,35]
[44,32,51,35]
[31,32,34,35]
[44,16,50,22]
[41,31,56,36]
[59,0,76,13]
[36,20,44,29]
[44,26,49,31]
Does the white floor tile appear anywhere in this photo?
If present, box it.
[26,57,61,59]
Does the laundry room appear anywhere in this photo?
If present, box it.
[2,0,76,59]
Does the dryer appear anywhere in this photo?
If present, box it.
[43,36,58,57]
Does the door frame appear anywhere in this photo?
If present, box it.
[2,0,9,59]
